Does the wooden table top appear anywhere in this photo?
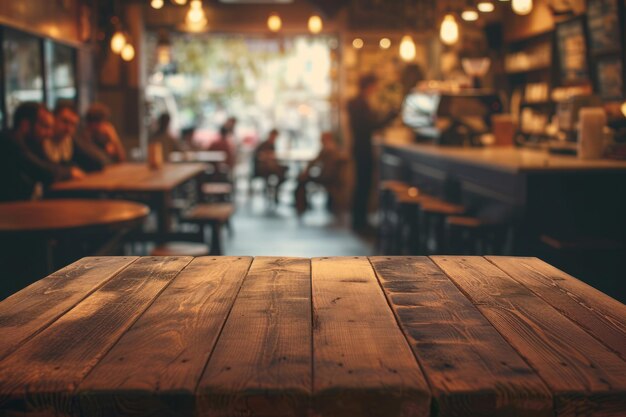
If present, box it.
[0,256,624,417]
[50,162,208,193]
[387,143,626,174]
[0,199,149,234]
[169,151,227,163]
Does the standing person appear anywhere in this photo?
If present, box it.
[82,103,126,163]
[0,102,60,201]
[348,73,398,232]
[252,129,288,194]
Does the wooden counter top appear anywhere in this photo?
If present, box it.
[385,143,626,174]
[1,256,625,416]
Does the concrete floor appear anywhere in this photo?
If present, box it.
[223,180,373,257]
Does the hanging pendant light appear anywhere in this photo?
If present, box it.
[121,43,135,61]
[151,0,164,9]
[352,38,364,49]
[186,0,207,31]
[399,35,416,62]
[621,101,626,117]
[157,30,172,65]
[308,15,323,34]
[440,13,459,45]
[379,38,391,49]
[477,1,495,12]
[461,1,479,21]
[512,0,533,15]
[267,13,282,32]
[172,0,187,5]
[110,30,126,54]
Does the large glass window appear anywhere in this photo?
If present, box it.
[45,40,77,108]
[3,28,43,127]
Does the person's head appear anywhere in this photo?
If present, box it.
[320,131,336,150]
[157,113,171,132]
[12,102,54,143]
[358,73,378,97]
[85,102,110,133]
[53,100,80,142]
[267,128,279,143]
[224,116,237,133]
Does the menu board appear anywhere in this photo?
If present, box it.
[586,0,621,54]
[555,17,590,85]
[595,56,624,100]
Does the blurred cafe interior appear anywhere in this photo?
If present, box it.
[0,0,625,302]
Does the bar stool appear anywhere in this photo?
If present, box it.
[377,181,410,255]
[419,198,465,254]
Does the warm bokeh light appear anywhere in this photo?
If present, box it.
[512,0,533,15]
[440,14,459,45]
[399,35,416,62]
[186,0,207,31]
[352,38,364,49]
[461,10,479,21]
[121,43,135,61]
[308,15,323,34]
[151,0,164,9]
[110,31,126,54]
[477,1,495,12]
[379,38,391,49]
[172,0,187,5]
[267,14,282,32]
[621,102,626,117]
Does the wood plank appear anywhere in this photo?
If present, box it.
[487,257,626,360]
[311,257,430,417]
[432,256,626,417]
[197,257,312,417]
[78,256,253,417]
[0,256,137,361]
[0,256,192,416]
[370,256,552,417]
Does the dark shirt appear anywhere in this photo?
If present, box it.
[252,140,276,177]
[26,136,106,180]
[0,131,55,201]
[347,95,397,161]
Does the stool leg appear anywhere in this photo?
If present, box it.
[209,222,224,255]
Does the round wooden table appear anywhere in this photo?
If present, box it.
[0,199,149,235]
[0,199,149,297]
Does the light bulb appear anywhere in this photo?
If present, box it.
[172,0,187,5]
[151,0,164,9]
[308,15,323,34]
[477,1,495,12]
[461,10,479,21]
[399,35,416,62]
[185,0,207,30]
[267,14,282,32]
[621,102,626,117]
[379,38,391,49]
[190,0,202,9]
[352,38,364,49]
[512,0,533,15]
[157,45,171,65]
[121,43,135,61]
[440,14,459,45]
[110,31,126,54]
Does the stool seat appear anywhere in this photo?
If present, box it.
[446,216,483,228]
[202,182,233,196]
[186,203,234,224]
[151,242,209,256]
[421,199,465,216]
[380,180,410,193]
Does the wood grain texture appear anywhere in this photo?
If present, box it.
[0,256,192,416]
[486,257,626,360]
[197,257,312,417]
[311,257,430,417]
[78,257,253,417]
[0,257,137,361]
[432,256,626,417]
[370,256,552,417]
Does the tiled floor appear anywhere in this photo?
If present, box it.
[223,180,373,257]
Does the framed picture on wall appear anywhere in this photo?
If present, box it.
[555,16,591,85]
[586,0,623,55]
[595,56,624,100]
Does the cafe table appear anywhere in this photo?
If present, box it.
[48,162,208,235]
[0,256,624,417]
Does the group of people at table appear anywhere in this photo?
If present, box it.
[0,101,125,202]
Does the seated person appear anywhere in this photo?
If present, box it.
[149,112,181,159]
[208,125,236,180]
[30,101,106,176]
[82,103,126,163]
[294,132,342,216]
[0,102,63,201]
[252,128,287,189]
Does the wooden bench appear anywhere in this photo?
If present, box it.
[184,203,235,255]
[201,182,233,202]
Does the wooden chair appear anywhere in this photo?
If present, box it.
[444,216,508,255]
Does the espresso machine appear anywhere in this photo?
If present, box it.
[402,89,503,146]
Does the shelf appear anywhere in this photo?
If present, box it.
[505,65,551,75]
